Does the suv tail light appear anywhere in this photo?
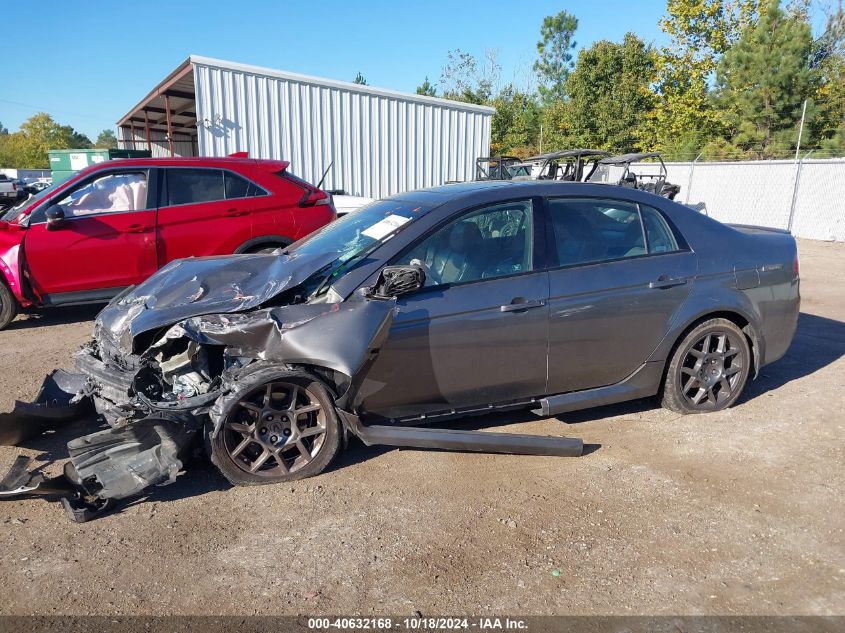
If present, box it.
[299,188,330,207]
[793,253,800,278]
[278,171,332,208]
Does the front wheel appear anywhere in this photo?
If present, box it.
[661,318,751,414]
[0,282,18,330]
[207,370,342,485]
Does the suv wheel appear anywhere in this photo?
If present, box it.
[207,370,342,485]
[661,318,751,414]
[244,243,286,254]
[0,282,18,330]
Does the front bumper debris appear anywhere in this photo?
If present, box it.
[0,370,92,445]
[0,414,200,522]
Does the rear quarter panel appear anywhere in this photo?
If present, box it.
[653,201,800,368]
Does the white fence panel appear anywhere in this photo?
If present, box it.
[628,159,845,241]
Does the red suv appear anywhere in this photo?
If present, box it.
[0,156,335,329]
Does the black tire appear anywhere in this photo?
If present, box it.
[207,369,342,486]
[661,318,751,414]
[0,282,18,330]
[243,243,286,255]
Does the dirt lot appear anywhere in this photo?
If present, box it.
[0,239,842,616]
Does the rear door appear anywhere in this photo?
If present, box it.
[545,197,697,394]
[155,167,270,264]
[360,199,550,420]
[22,169,157,300]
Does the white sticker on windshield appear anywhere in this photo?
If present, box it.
[361,214,411,240]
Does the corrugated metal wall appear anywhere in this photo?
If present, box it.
[192,60,493,198]
[117,128,197,158]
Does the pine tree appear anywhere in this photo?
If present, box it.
[416,77,437,97]
[713,0,814,157]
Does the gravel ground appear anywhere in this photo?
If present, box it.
[0,239,842,616]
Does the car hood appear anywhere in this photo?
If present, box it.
[95,249,340,347]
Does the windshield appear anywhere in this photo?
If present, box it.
[288,198,431,296]
[1,185,53,222]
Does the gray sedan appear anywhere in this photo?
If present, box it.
[1,181,800,520]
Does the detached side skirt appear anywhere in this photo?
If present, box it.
[338,411,583,457]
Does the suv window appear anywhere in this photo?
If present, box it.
[165,169,224,205]
[640,204,679,253]
[396,200,533,287]
[548,198,646,267]
[54,171,148,218]
[224,171,263,198]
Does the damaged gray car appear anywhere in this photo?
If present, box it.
[0,181,800,521]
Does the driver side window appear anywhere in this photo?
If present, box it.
[396,200,533,287]
[55,171,148,218]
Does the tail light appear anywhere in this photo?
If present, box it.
[299,188,330,207]
[278,171,331,207]
[11,183,16,191]
[793,253,800,277]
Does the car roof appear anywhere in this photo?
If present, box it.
[75,156,290,172]
[388,179,671,206]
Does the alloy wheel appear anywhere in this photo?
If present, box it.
[222,381,327,477]
[678,331,745,409]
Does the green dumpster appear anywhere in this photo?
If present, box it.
[48,148,152,185]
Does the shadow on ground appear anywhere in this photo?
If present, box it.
[7,305,102,331]
[1,312,841,518]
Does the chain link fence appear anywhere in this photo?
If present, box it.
[622,157,845,241]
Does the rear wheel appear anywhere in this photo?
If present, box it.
[0,282,18,330]
[661,318,750,414]
[207,371,342,485]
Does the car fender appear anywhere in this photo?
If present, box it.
[649,276,765,376]
[0,239,29,307]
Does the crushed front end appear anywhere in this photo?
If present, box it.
[0,275,400,521]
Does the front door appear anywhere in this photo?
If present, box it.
[544,197,697,394]
[360,199,549,420]
[23,169,157,300]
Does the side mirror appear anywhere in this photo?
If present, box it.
[372,265,426,298]
[45,205,65,230]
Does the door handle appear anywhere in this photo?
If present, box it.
[125,224,151,233]
[224,208,249,217]
[500,298,545,312]
[649,275,688,289]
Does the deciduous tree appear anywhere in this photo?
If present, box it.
[553,33,657,153]
[650,0,758,157]
[439,49,499,104]
[490,85,541,156]
[95,129,118,149]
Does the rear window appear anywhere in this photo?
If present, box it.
[224,171,264,198]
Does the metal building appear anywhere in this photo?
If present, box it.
[116,55,493,198]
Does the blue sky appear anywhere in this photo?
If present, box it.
[0,0,829,139]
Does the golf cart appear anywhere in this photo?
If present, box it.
[475,156,521,181]
[590,152,681,200]
[510,149,608,182]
